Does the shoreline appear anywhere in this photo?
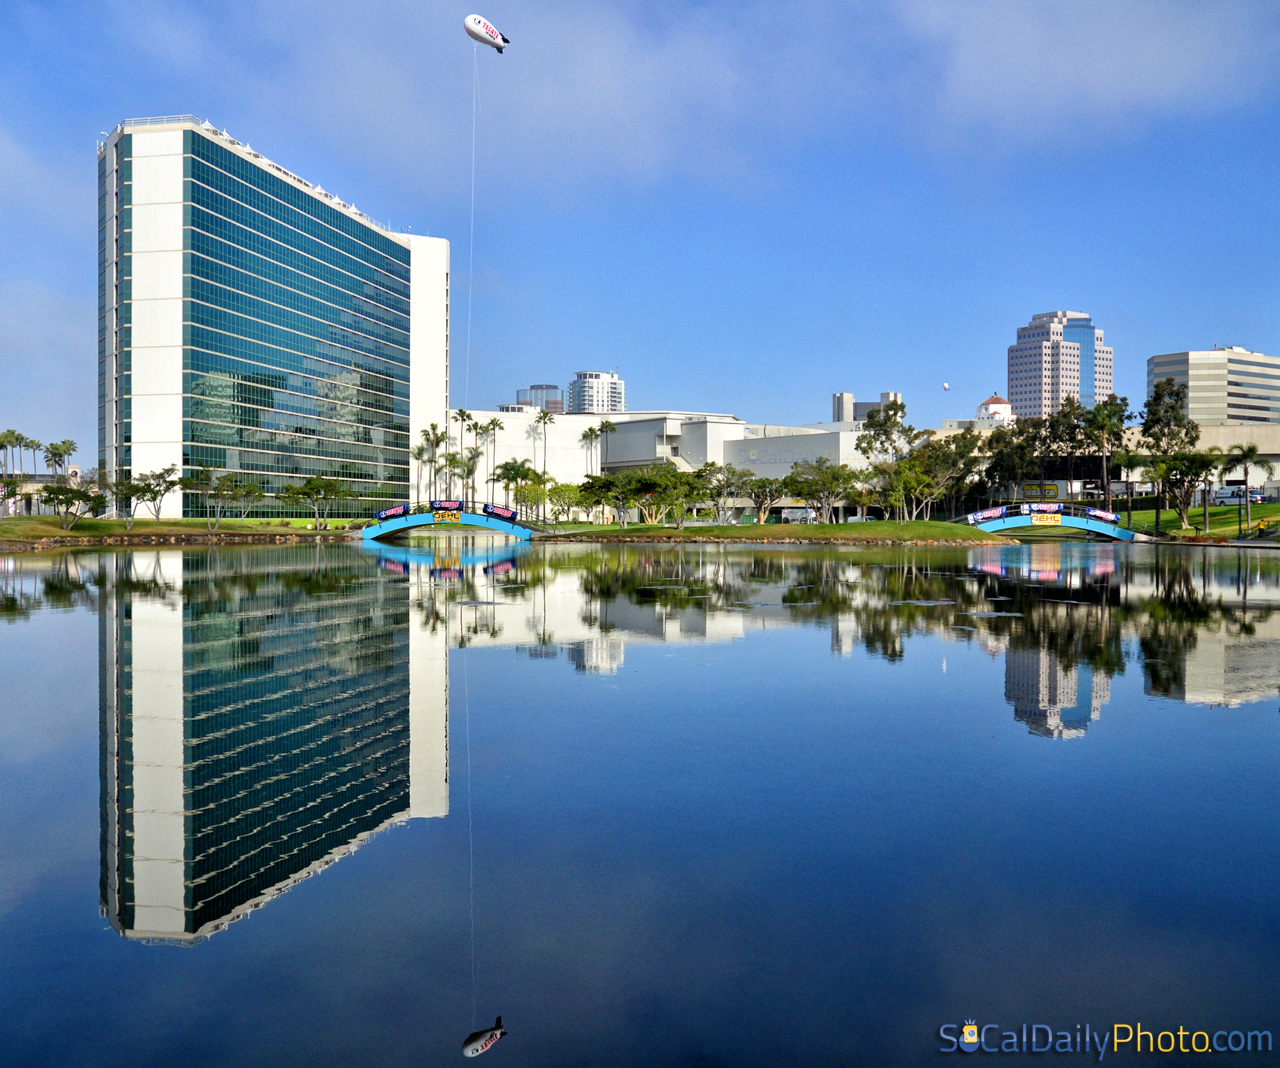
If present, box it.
[0,531,357,553]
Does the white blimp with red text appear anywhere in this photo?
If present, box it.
[465,15,510,53]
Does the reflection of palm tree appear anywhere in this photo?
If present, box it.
[598,420,616,471]
[580,426,600,475]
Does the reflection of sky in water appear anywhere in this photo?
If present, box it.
[2,541,1280,1066]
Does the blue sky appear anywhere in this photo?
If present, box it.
[2,0,1279,460]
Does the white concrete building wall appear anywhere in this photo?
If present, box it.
[128,128,186,518]
[409,236,451,449]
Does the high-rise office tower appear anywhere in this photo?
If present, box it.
[1007,311,1113,418]
[566,371,625,414]
[97,116,449,519]
[1146,347,1280,424]
[515,384,565,413]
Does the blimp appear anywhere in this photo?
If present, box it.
[462,1016,508,1057]
[465,14,510,53]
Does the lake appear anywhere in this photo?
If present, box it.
[2,539,1279,1066]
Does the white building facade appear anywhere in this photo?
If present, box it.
[1147,346,1280,425]
[98,115,449,519]
[566,371,625,414]
[1007,311,1113,418]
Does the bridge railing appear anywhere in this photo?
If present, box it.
[950,503,1168,538]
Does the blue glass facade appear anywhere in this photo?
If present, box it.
[98,121,415,517]
[1064,317,1097,407]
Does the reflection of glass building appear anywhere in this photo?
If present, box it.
[1004,647,1110,739]
[97,116,449,519]
[99,548,448,944]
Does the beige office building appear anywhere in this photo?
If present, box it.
[1146,346,1280,424]
[1007,311,1114,418]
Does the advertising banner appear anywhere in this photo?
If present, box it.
[430,500,465,511]
[483,503,519,521]
[966,506,1006,524]
[375,503,410,521]
[1023,502,1063,514]
[1086,507,1121,524]
[433,510,462,524]
[1030,513,1062,526]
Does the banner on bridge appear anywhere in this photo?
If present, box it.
[966,506,1006,525]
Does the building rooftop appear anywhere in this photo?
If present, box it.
[100,115,407,240]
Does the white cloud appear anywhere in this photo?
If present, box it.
[893,0,1280,136]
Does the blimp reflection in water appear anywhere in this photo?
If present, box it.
[465,14,510,53]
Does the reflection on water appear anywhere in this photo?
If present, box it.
[96,547,448,944]
[28,538,1272,944]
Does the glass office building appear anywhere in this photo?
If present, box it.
[97,116,449,519]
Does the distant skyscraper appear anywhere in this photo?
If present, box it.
[1146,347,1280,424]
[515,383,564,413]
[97,115,449,519]
[1007,311,1113,418]
[566,371,625,414]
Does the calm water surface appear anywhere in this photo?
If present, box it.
[2,540,1280,1066]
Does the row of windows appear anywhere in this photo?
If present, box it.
[187,252,408,349]
[187,130,410,267]
[188,184,409,303]
[186,295,409,379]
[187,203,408,307]
[185,331,408,413]
[187,266,408,360]
[185,352,405,420]
[189,230,409,329]
[185,419,406,474]
[182,442,408,487]
[186,371,403,432]
[187,157,408,285]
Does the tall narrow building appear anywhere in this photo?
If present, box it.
[1007,311,1113,419]
[566,371,625,414]
[97,116,449,519]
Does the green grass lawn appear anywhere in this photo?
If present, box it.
[0,515,358,540]
[541,520,1002,542]
[1118,501,1280,539]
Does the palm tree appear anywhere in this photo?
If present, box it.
[0,429,17,476]
[441,451,462,498]
[534,410,555,520]
[1113,446,1144,529]
[597,419,616,472]
[421,424,449,502]
[26,437,43,478]
[491,459,523,509]
[580,426,600,475]
[1226,442,1276,532]
[1201,445,1225,534]
[409,443,428,507]
[452,409,473,463]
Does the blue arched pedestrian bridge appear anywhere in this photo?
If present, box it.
[362,502,537,543]
[956,504,1159,542]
